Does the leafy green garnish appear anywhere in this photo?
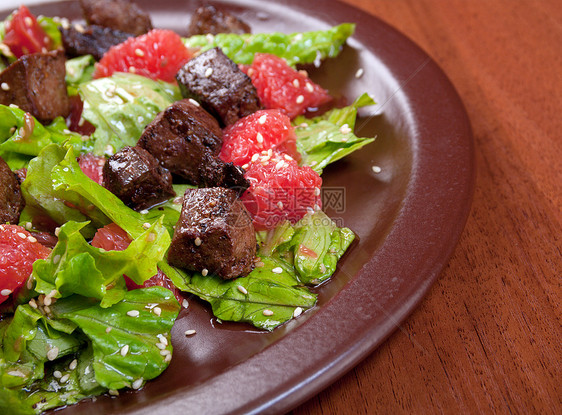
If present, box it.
[65,55,96,95]
[78,73,181,156]
[294,93,376,174]
[161,258,316,331]
[37,16,62,49]
[0,105,89,169]
[184,23,355,66]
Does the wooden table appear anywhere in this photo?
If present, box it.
[293,0,561,413]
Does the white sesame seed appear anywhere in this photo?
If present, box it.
[120,345,129,356]
[1,289,12,296]
[25,17,33,27]
[237,285,248,295]
[132,378,143,390]
[372,165,382,173]
[267,149,273,157]
[9,104,19,109]
[206,33,214,42]
[52,254,61,264]
[44,296,52,306]
[105,145,114,156]
[314,204,321,211]
[47,347,59,361]
[204,67,213,77]
[314,187,321,196]
[165,354,172,363]
[1,82,9,91]
[188,98,200,107]
[258,114,267,124]
[256,132,264,144]
[157,334,168,346]
[173,197,183,204]
[201,268,209,276]
[134,48,145,57]
[194,237,202,246]
[153,306,162,316]
[271,267,283,274]
[55,227,61,237]
[27,235,37,243]
[69,359,78,370]
[106,327,112,333]
[74,23,85,33]
[155,342,166,350]
[242,163,249,170]
[251,153,260,162]
[340,124,352,134]
[319,263,327,273]
[109,389,119,396]
[355,68,364,78]
[143,222,151,229]
[182,299,189,309]
[306,207,314,214]
[140,209,149,215]
[262,309,274,316]
[292,79,300,88]
[53,370,62,379]
[305,82,314,92]
[185,330,196,336]
[293,307,303,318]
[126,310,140,317]
[29,298,38,309]
[160,349,171,356]
[60,374,70,383]
[129,66,136,73]
[8,370,26,377]
[17,232,27,239]
[43,305,51,314]
[256,261,265,268]
[277,201,284,209]
[296,95,304,104]
[275,160,285,170]
[25,222,32,230]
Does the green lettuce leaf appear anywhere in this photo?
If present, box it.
[50,287,180,390]
[259,211,355,285]
[37,16,62,49]
[32,217,170,307]
[78,73,181,156]
[184,23,355,66]
[65,55,96,94]
[294,93,376,174]
[161,258,316,331]
[0,105,88,169]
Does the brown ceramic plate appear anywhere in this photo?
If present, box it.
[2,0,474,413]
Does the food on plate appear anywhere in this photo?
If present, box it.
[0,1,376,413]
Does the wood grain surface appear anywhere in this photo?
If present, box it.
[291,0,562,414]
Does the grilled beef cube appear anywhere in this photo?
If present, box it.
[197,153,249,195]
[187,5,251,36]
[103,146,175,211]
[0,51,69,123]
[176,47,262,126]
[61,24,133,60]
[0,157,25,224]
[80,0,152,36]
[168,188,256,279]
[138,99,223,183]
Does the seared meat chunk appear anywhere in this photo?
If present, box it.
[187,5,251,36]
[0,51,69,123]
[139,99,249,191]
[168,188,256,279]
[61,24,133,60]
[0,157,25,224]
[103,146,175,211]
[176,47,262,126]
[80,0,152,36]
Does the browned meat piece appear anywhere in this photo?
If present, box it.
[186,5,251,36]
[0,157,25,224]
[138,99,249,191]
[176,47,262,126]
[167,187,256,279]
[102,146,175,211]
[0,51,69,123]
[80,0,152,36]
[60,24,133,60]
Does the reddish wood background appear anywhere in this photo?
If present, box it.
[292,0,561,413]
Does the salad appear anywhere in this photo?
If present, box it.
[0,1,376,413]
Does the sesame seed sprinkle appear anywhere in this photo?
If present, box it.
[143,222,151,229]
[7,370,25,378]
[256,261,265,268]
[160,349,171,356]
[242,163,249,170]
[277,201,284,209]
[74,23,85,33]
[262,309,274,316]
[127,310,140,317]
[28,235,37,243]
[44,296,52,306]
[256,132,264,143]
[258,114,267,124]
[120,345,129,356]
[205,67,213,77]
[275,160,284,170]
[355,68,364,78]
[182,299,189,308]
[17,232,27,239]
[55,227,61,236]
[251,153,260,162]
[202,268,209,276]
[132,378,143,390]
[129,66,136,73]
[109,389,119,396]
[372,165,382,173]
[272,267,283,274]
[1,289,12,296]
[293,307,303,318]
[140,209,149,215]
[153,306,162,316]
[60,374,70,383]
[185,330,196,336]
[25,17,33,27]
[135,48,145,57]
[237,285,248,295]
[156,342,166,350]
[44,305,51,314]
[165,354,172,363]
[305,82,314,92]
[69,359,78,370]
[292,79,300,88]
[296,95,304,104]
[47,347,59,361]
[188,98,200,107]
[340,124,352,134]
[1,82,9,91]
[53,370,62,379]
[314,187,321,196]
[29,298,38,308]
